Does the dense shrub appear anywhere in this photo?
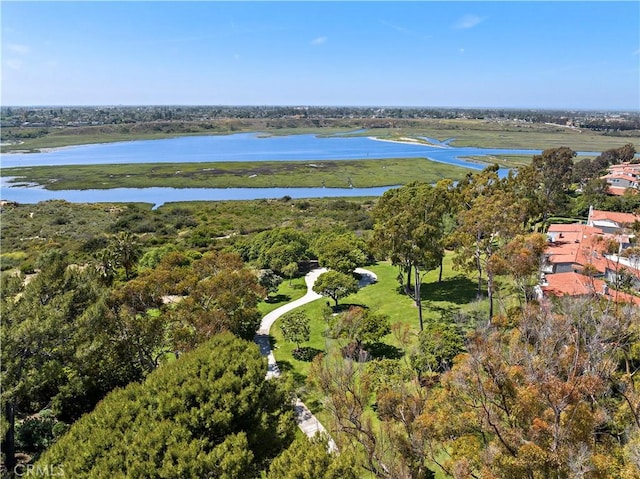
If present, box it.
[38,334,296,478]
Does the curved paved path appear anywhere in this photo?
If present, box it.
[254,266,377,452]
[255,267,327,379]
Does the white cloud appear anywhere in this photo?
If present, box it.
[6,43,30,55]
[379,20,432,41]
[453,14,485,30]
[311,36,327,46]
[6,59,23,70]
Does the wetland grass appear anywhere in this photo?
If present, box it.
[2,158,474,190]
[3,118,637,153]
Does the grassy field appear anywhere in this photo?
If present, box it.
[257,277,308,317]
[3,118,638,153]
[2,157,474,190]
[461,153,597,168]
[366,119,640,151]
[460,154,534,168]
[268,257,495,475]
[270,257,490,386]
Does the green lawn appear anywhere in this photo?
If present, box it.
[257,276,308,316]
[268,258,491,479]
[270,257,491,389]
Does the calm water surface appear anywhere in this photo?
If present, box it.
[0,133,599,205]
[0,176,396,209]
[2,133,542,168]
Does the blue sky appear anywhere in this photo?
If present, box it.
[2,1,639,110]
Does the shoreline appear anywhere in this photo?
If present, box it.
[2,144,93,155]
[368,136,448,149]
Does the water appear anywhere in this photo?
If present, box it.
[0,132,600,205]
[1,132,541,169]
[0,176,396,209]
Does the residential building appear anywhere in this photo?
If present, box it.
[587,206,640,234]
[601,163,640,196]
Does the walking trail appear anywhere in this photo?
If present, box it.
[254,267,377,452]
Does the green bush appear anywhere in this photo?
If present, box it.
[38,334,296,478]
[15,411,68,459]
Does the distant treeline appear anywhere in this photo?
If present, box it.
[2,105,639,131]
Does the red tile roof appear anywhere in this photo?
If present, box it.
[548,224,601,235]
[545,224,608,273]
[602,173,638,181]
[608,163,640,173]
[542,272,640,305]
[607,186,630,196]
[589,209,640,227]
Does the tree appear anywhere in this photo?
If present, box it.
[619,143,637,163]
[280,310,310,350]
[103,278,168,373]
[410,321,464,375]
[599,143,637,166]
[453,171,525,321]
[573,178,610,216]
[239,227,310,275]
[372,181,449,330]
[258,269,283,298]
[37,334,296,478]
[268,436,359,479]
[312,271,359,307]
[138,243,177,270]
[309,351,436,479]
[0,252,149,466]
[282,262,299,286]
[328,306,390,359]
[308,352,389,477]
[516,147,576,222]
[421,299,639,479]
[372,182,447,294]
[572,157,598,188]
[489,232,547,307]
[110,231,142,280]
[92,247,117,285]
[169,251,266,346]
[314,231,369,274]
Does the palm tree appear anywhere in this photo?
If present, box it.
[111,232,141,280]
[93,247,117,284]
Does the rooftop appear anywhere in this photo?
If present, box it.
[542,272,640,305]
[588,209,640,227]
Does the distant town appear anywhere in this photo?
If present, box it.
[2,105,639,131]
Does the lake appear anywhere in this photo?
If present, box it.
[0,132,597,206]
[0,176,396,209]
[2,132,543,169]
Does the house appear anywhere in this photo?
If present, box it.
[587,206,640,234]
[601,163,640,195]
[602,172,639,190]
[606,186,632,196]
[601,251,640,289]
[539,271,640,306]
[542,224,607,275]
[539,213,640,305]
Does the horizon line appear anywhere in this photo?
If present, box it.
[2,104,639,113]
